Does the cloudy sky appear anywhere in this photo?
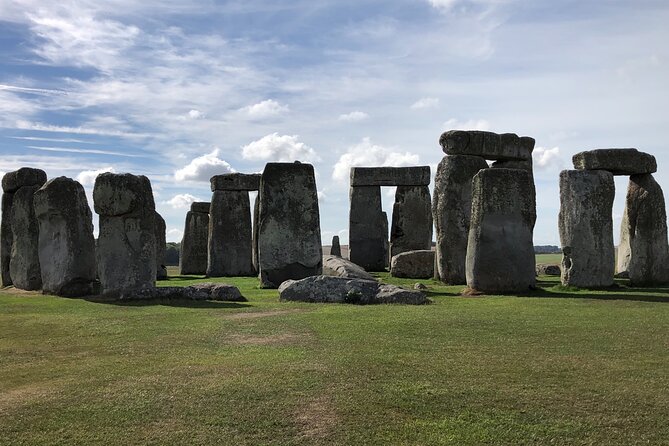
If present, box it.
[1,0,668,245]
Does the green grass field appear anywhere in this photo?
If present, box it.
[1,270,667,445]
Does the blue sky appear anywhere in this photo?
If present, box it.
[1,0,668,245]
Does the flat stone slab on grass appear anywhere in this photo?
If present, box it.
[116,283,246,301]
[572,149,657,175]
[350,166,431,186]
[536,263,561,276]
[279,275,428,305]
[390,250,434,279]
[322,255,375,280]
[440,130,535,161]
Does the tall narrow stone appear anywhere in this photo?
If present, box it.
[617,174,669,285]
[558,170,615,288]
[252,195,259,273]
[1,193,13,286]
[330,235,341,257]
[349,186,386,271]
[94,173,156,294]
[180,202,210,275]
[390,185,433,258]
[432,155,488,284]
[382,211,389,268]
[466,168,536,293]
[257,162,322,288]
[154,212,167,280]
[33,177,96,296]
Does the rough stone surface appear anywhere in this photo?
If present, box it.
[349,186,386,271]
[492,159,533,176]
[322,254,375,280]
[572,149,657,175]
[252,194,259,273]
[9,185,43,290]
[2,167,47,193]
[188,283,247,301]
[330,235,341,256]
[190,201,210,213]
[536,264,561,276]
[558,170,615,288]
[382,211,389,268]
[616,174,669,285]
[1,193,13,286]
[390,185,432,258]
[154,212,167,280]
[33,177,96,296]
[210,173,261,191]
[207,190,254,276]
[350,166,431,186]
[466,168,536,293]
[440,130,534,161]
[94,173,156,294]
[117,283,246,301]
[278,275,428,305]
[390,250,435,279]
[257,163,322,287]
[432,155,488,284]
[179,209,209,275]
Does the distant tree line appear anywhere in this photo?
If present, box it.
[165,242,180,266]
[534,245,561,254]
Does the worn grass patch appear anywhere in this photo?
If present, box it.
[1,271,668,445]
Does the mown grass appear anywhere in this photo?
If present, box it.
[1,271,667,445]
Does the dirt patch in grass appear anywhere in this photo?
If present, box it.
[0,287,42,297]
[294,394,339,440]
[223,309,307,320]
[0,381,63,414]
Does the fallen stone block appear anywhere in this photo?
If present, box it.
[322,254,375,280]
[390,250,434,279]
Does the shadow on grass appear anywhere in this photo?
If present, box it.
[83,297,253,309]
[159,276,206,282]
[515,281,669,303]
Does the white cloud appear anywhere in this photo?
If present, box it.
[241,133,320,162]
[76,167,115,186]
[188,109,204,119]
[166,227,184,242]
[164,193,200,209]
[338,111,369,122]
[427,0,459,10]
[332,137,420,183]
[443,118,490,130]
[241,99,289,119]
[410,97,440,109]
[174,148,235,182]
[533,146,563,170]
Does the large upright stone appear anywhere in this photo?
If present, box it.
[208,190,254,276]
[154,212,167,280]
[1,193,13,286]
[440,130,534,161]
[572,149,656,175]
[330,235,341,257]
[33,177,96,296]
[252,194,259,273]
[180,202,210,275]
[390,185,433,257]
[350,166,431,186]
[257,162,322,288]
[349,186,386,271]
[466,168,536,293]
[2,168,47,193]
[558,170,615,288]
[433,155,488,284]
[94,173,156,294]
[617,174,669,285]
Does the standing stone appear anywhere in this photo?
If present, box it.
[1,193,13,286]
[257,162,322,288]
[390,185,433,258]
[330,235,341,257]
[349,186,386,271]
[433,155,488,284]
[207,190,254,276]
[466,168,536,293]
[179,202,210,275]
[558,170,615,288]
[252,195,259,273]
[617,174,669,285]
[33,177,96,296]
[154,212,167,280]
[94,173,156,294]
[382,211,389,268]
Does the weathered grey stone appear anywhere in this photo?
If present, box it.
[432,155,488,284]
[257,163,322,287]
[190,201,210,213]
[492,158,533,175]
[466,168,536,293]
[330,235,341,257]
[390,250,434,279]
[1,193,13,286]
[350,166,431,186]
[536,264,561,276]
[572,149,656,175]
[207,190,254,276]
[9,185,43,290]
[414,283,428,290]
[349,186,386,271]
[322,254,375,280]
[2,167,47,193]
[616,174,669,285]
[179,210,209,275]
[390,185,433,257]
[440,130,534,161]
[558,170,615,288]
[382,211,389,268]
[252,194,259,273]
[33,177,96,296]
[210,173,261,191]
[116,283,246,301]
[278,275,428,305]
[188,283,247,301]
[94,173,156,294]
[154,212,167,280]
